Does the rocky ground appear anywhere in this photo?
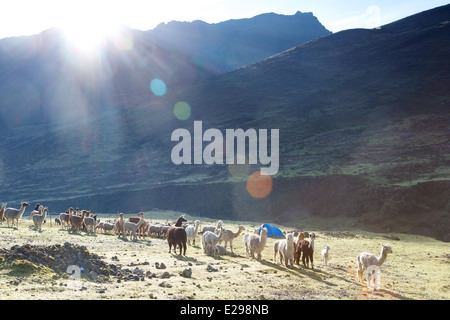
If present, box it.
[0,211,448,300]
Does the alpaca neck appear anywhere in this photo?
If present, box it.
[260,234,268,246]
[18,205,27,218]
[235,228,244,237]
[310,238,315,250]
[377,248,388,266]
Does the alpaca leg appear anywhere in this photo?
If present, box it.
[357,269,364,283]
[310,254,314,269]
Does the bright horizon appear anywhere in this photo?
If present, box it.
[0,0,448,40]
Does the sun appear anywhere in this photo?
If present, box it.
[59,2,120,52]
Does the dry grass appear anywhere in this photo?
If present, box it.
[0,210,448,300]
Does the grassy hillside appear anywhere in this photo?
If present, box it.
[0,212,448,300]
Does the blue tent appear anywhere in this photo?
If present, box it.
[257,223,284,237]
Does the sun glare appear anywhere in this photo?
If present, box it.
[58,2,121,52]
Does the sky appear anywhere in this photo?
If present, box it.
[0,0,449,40]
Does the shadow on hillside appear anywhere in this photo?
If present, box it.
[170,253,199,263]
[260,260,346,287]
[377,289,412,300]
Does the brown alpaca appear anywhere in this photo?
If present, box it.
[300,232,315,269]
[0,203,7,223]
[294,232,305,265]
[167,215,187,255]
[69,210,87,232]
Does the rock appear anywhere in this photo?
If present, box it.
[180,268,192,278]
[206,264,218,272]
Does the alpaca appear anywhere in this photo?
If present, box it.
[357,244,393,285]
[294,232,305,265]
[96,221,115,234]
[220,225,245,253]
[123,218,145,241]
[161,224,172,237]
[4,202,30,228]
[185,220,201,245]
[128,212,147,238]
[300,232,316,269]
[114,213,125,236]
[84,214,98,235]
[321,245,330,267]
[274,232,295,268]
[59,207,74,229]
[148,223,163,237]
[0,203,7,223]
[199,220,223,235]
[215,244,228,256]
[244,227,268,261]
[167,215,188,255]
[69,210,87,232]
[30,204,43,219]
[32,207,47,231]
[201,229,224,256]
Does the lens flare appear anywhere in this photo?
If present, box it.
[173,101,191,120]
[150,78,167,96]
[246,171,273,198]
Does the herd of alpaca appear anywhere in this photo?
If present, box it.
[0,202,393,288]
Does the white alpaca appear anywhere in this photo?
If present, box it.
[201,229,223,256]
[200,220,223,235]
[321,245,330,266]
[185,220,201,245]
[123,218,145,241]
[32,207,47,231]
[4,202,30,228]
[356,244,393,286]
[274,232,295,268]
[84,215,98,235]
[244,227,268,261]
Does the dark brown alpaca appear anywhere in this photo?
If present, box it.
[300,232,316,269]
[294,232,305,265]
[167,215,187,255]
